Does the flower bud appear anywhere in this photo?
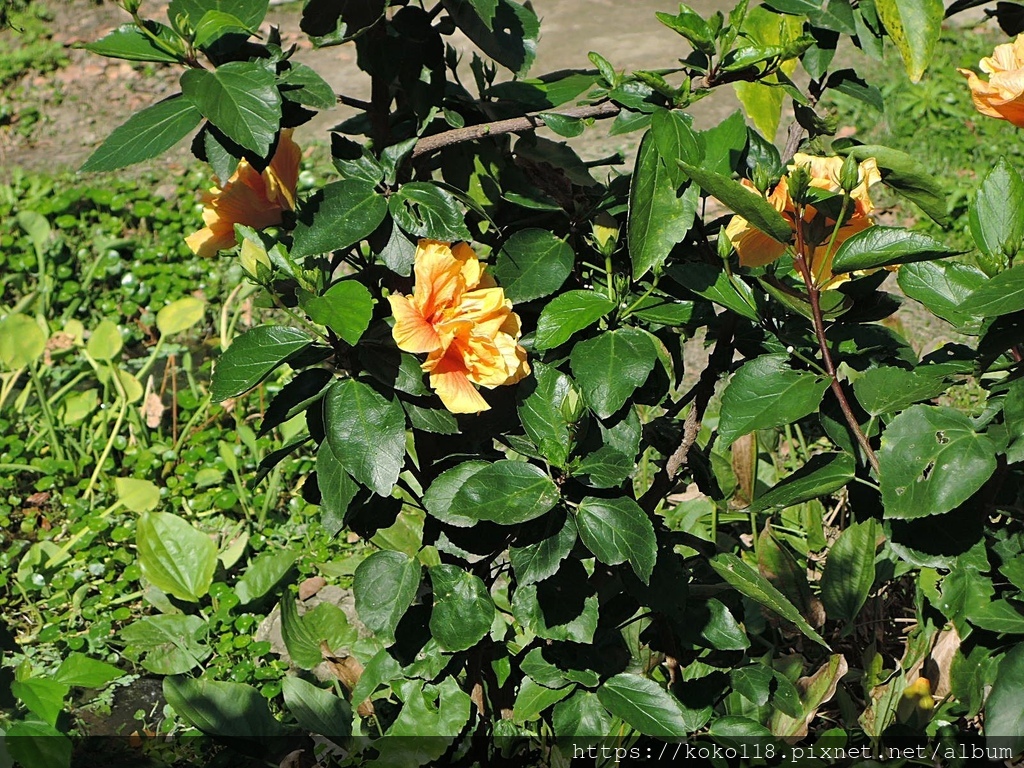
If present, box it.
[239,238,271,279]
[591,212,620,256]
[751,164,774,195]
[122,0,142,14]
[559,386,585,423]
[839,154,861,194]
[786,163,812,206]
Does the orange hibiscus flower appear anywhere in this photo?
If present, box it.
[725,153,881,288]
[388,240,530,414]
[959,36,1024,128]
[185,130,301,258]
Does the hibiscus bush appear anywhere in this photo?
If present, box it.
[51,0,1024,762]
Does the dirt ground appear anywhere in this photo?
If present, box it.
[0,0,738,174]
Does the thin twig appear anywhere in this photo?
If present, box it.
[411,101,621,159]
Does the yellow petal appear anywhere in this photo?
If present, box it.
[264,129,301,210]
[389,293,441,354]
[727,215,790,268]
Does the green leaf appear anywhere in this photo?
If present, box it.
[717,354,829,448]
[137,512,217,602]
[259,368,332,437]
[168,0,268,31]
[575,497,656,584]
[668,263,760,321]
[157,296,205,336]
[449,460,559,525]
[852,366,950,416]
[702,599,750,651]
[959,265,1024,318]
[114,477,161,513]
[53,653,122,688]
[831,227,958,273]
[292,180,389,259]
[985,643,1024,752]
[493,228,574,303]
[553,690,614,737]
[513,678,574,723]
[730,664,773,706]
[6,720,72,768]
[85,21,183,62]
[879,405,997,519]
[211,326,313,400]
[596,674,689,737]
[353,550,421,644]
[441,0,539,76]
[970,158,1024,271]
[180,61,282,155]
[324,379,406,497]
[423,461,488,527]
[315,440,359,536]
[534,290,615,350]
[279,63,337,110]
[651,109,703,186]
[11,678,69,726]
[81,95,202,172]
[677,159,792,244]
[428,564,495,652]
[280,597,354,669]
[968,600,1024,634]
[389,182,471,242]
[628,131,697,279]
[750,453,855,514]
[570,328,657,419]
[87,319,123,361]
[698,111,749,176]
[300,281,373,345]
[282,676,352,746]
[820,519,879,623]
[0,315,45,369]
[898,260,987,331]
[540,112,585,138]
[575,446,634,489]
[875,0,942,82]
[163,676,284,743]
[517,362,579,467]
[710,553,829,647]
[841,144,947,223]
[192,9,253,48]
[235,549,297,604]
[120,615,211,674]
[509,515,577,586]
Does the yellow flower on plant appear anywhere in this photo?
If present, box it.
[724,152,882,288]
[185,130,301,258]
[958,36,1024,127]
[388,240,530,414]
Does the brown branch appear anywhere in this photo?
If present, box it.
[411,101,621,159]
[780,122,804,166]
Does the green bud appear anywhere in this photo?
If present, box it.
[839,154,860,194]
[787,163,812,206]
[560,386,585,423]
[591,212,620,256]
[717,227,734,260]
[751,164,774,195]
[122,0,142,13]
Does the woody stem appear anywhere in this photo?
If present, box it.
[793,212,881,475]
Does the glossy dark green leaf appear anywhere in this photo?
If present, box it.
[831,226,958,273]
[575,446,634,489]
[970,158,1024,274]
[879,405,997,519]
[429,565,495,652]
[959,265,1024,318]
[120,615,211,675]
[576,497,656,583]
[512,678,573,723]
[441,0,539,76]
[279,62,337,109]
[389,183,471,242]
[11,678,68,726]
[180,61,281,155]
[570,328,656,419]
[300,281,373,345]
[512,572,598,643]
[168,0,268,30]
[235,549,297,604]
[710,553,828,647]
[81,96,202,172]
[596,674,689,737]
[353,550,421,644]
[292,180,389,258]
[192,9,252,48]
[137,512,217,602]
[493,229,574,303]
[259,368,333,437]
[85,22,183,62]
[325,379,406,497]
[668,263,760,321]
[6,720,72,768]
[852,366,949,416]
[53,653,122,689]
[717,354,829,448]
[841,144,947,222]
[701,598,751,651]
[449,460,559,525]
[163,676,284,743]
[423,461,487,527]
[553,690,614,737]
[211,326,313,401]
[730,664,773,706]
[897,260,987,331]
[518,362,579,467]
[820,519,878,623]
[281,676,352,746]
[985,643,1024,752]
[678,158,792,244]
[534,290,615,350]
[405,402,459,434]
[315,440,359,536]
[628,132,697,279]
[826,68,882,110]
[750,452,855,514]
[509,516,577,586]
[279,594,324,669]
[968,599,1024,634]
[875,0,942,82]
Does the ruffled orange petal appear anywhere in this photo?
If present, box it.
[428,346,490,413]
[727,215,790,268]
[389,293,441,354]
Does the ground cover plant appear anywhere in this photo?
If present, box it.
[7,0,1024,766]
